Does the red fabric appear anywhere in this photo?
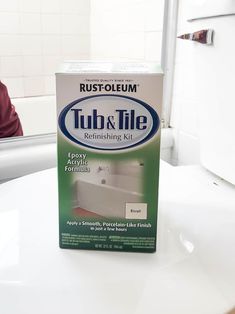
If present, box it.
[0,82,23,138]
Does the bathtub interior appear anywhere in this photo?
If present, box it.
[78,174,142,193]
[12,95,57,137]
[72,160,144,217]
[75,178,143,218]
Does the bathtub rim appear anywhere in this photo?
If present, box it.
[0,132,56,147]
[75,177,143,197]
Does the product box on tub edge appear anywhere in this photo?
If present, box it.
[56,61,163,253]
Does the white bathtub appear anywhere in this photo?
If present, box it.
[74,174,143,218]
[12,95,57,136]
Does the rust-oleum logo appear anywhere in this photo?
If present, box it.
[80,83,137,93]
[59,94,160,151]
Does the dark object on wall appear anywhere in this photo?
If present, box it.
[177,29,213,45]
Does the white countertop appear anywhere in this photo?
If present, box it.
[0,162,235,314]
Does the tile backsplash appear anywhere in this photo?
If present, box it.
[0,0,91,98]
[90,0,164,62]
[0,0,164,98]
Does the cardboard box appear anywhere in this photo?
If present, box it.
[56,61,163,252]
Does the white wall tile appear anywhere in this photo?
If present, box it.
[90,13,107,35]
[0,13,20,34]
[61,35,89,55]
[20,13,41,34]
[42,14,61,34]
[44,76,56,95]
[41,0,60,14]
[144,0,164,31]
[91,32,145,60]
[20,35,42,55]
[90,0,164,62]
[60,0,90,15]
[91,5,145,35]
[23,76,45,96]
[0,56,23,77]
[125,6,145,32]
[23,56,43,76]
[145,31,162,61]
[0,0,19,12]
[90,0,115,14]
[42,56,62,75]
[1,77,24,98]
[119,32,145,60]
[90,34,114,59]
[0,35,21,55]
[0,0,89,97]
[61,14,89,34]
[62,54,88,61]
[19,0,41,12]
[108,11,144,33]
[42,35,61,55]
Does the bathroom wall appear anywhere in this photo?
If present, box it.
[113,161,143,178]
[0,0,90,98]
[90,0,164,62]
[0,0,164,98]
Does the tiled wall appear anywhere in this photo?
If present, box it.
[90,0,164,62]
[0,0,90,98]
[0,0,164,97]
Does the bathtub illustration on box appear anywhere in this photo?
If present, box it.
[73,173,143,218]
